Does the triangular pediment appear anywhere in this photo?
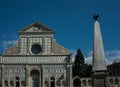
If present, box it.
[19,22,55,34]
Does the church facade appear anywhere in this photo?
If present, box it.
[0,22,73,87]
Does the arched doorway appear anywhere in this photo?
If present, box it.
[73,77,81,87]
[50,77,55,87]
[30,70,39,87]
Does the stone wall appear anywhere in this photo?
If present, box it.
[73,77,120,87]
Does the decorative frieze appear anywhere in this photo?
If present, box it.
[2,56,68,64]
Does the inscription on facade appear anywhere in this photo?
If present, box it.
[2,56,68,64]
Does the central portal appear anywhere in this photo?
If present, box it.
[30,70,39,87]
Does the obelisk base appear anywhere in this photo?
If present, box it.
[92,71,107,87]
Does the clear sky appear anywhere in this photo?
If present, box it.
[0,0,120,64]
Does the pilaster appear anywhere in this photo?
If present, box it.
[0,56,1,87]
[66,64,72,87]
[25,65,30,87]
[41,65,44,87]
[1,65,4,87]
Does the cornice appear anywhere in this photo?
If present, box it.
[1,54,70,57]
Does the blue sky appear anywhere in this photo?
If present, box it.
[0,0,120,64]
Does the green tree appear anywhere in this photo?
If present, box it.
[73,49,84,77]
[73,49,92,77]
[83,63,92,77]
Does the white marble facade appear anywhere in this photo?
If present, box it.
[0,22,72,87]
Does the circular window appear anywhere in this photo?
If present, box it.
[31,44,41,54]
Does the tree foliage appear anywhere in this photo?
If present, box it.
[73,49,92,77]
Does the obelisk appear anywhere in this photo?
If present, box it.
[92,14,107,87]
